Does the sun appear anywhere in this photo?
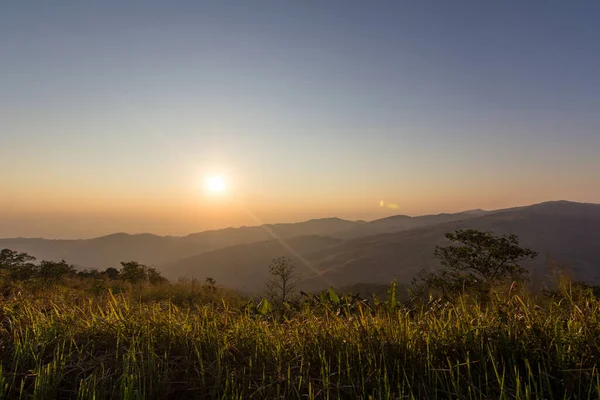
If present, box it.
[205,175,226,193]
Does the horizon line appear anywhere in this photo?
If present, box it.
[0,199,592,241]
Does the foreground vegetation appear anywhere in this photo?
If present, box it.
[0,279,599,399]
[1,230,600,399]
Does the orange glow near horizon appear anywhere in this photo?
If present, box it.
[2,164,600,239]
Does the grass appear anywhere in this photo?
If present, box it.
[1,282,600,399]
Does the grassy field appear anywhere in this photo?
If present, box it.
[1,281,600,399]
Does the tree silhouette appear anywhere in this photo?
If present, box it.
[413,229,538,300]
[147,267,168,285]
[0,249,37,281]
[265,256,299,308]
[103,267,120,280]
[38,260,75,283]
[119,261,148,284]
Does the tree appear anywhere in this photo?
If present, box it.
[119,261,148,284]
[265,256,299,308]
[38,260,76,283]
[413,229,538,300]
[77,269,101,279]
[203,277,217,292]
[8,263,38,282]
[118,262,166,285]
[147,267,168,285]
[0,249,37,281]
[0,249,36,269]
[103,267,120,280]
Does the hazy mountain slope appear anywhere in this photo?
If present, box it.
[166,201,600,293]
[5,201,598,289]
[0,234,188,270]
[165,235,342,292]
[0,218,358,269]
[303,201,600,291]
[0,209,494,270]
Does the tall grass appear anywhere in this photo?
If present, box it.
[1,284,599,399]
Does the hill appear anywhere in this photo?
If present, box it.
[166,201,600,292]
[0,209,491,270]
[0,218,357,270]
[165,235,342,292]
[303,201,600,291]
[4,201,599,291]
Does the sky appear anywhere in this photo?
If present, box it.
[1,1,599,239]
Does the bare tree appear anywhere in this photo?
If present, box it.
[265,256,299,308]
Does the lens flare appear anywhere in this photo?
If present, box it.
[380,200,400,209]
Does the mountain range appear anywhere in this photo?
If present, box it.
[2,201,599,292]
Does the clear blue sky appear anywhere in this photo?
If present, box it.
[1,1,599,238]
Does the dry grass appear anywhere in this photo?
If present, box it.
[0,283,599,399]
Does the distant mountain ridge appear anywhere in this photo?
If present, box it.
[0,207,497,269]
[0,218,358,269]
[339,209,491,238]
[3,201,599,291]
[165,201,600,292]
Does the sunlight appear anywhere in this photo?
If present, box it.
[205,176,226,193]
